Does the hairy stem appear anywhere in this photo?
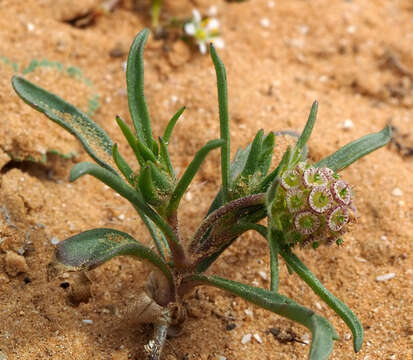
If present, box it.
[189,193,266,252]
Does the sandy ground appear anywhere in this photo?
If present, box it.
[0,0,412,359]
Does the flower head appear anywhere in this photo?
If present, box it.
[184,9,224,54]
[271,160,356,248]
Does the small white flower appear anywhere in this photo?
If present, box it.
[184,9,224,55]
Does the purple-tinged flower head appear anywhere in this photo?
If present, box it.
[271,160,356,248]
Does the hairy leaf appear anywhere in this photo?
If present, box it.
[316,126,391,172]
[126,29,153,149]
[12,76,117,174]
[55,228,172,282]
[210,44,230,202]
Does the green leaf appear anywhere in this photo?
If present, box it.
[159,137,175,179]
[257,132,275,177]
[138,165,162,206]
[187,274,337,360]
[148,161,174,194]
[279,246,364,352]
[210,44,230,203]
[115,115,144,166]
[69,162,179,246]
[12,75,117,174]
[126,29,153,149]
[296,101,318,152]
[315,125,391,172]
[163,106,185,144]
[240,129,264,178]
[55,228,172,283]
[137,139,158,163]
[167,139,224,215]
[112,144,134,185]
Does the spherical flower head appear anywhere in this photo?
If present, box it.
[271,160,355,248]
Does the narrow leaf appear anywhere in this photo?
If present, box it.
[126,29,153,148]
[187,274,337,360]
[159,137,175,179]
[137,139,158,163]
[240,129,264,178]
[279,247,364,352]
[210,44,230,202]
[69,162,179,246]
[112,144,134,185]
[163,106,185,144]
[296,101,318,151]
[315,125,391,172]
[116,115,144,166]
[12,76,117,174]
[257,132,275,177]
[167,139,224,214]
[138,165,162,206]
[55,228,172,283]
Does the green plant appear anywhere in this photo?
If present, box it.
[11,29,391,359]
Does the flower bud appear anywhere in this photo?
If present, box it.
[271,161,355,248]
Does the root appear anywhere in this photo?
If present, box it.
[144,312,170,360]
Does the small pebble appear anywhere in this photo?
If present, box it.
[5,251,29,276]
[244,308,253,317]
[346,25,356,34]
[392,187,403,197]
[315,302,322,310]
[258,270,268,280]
[301,333,310,345]
[26,23,35,32]
[253,333,263,344]
[82,319,93,324]
[376,273,395,282]
[215,356,226,360]
[344,333,352,341]
[342,119,354,130]
[118,214,125,221]
[260,18,270,28]
[50,237,60,245]
[381,235,388,241]
[208,6,218,16]
[241,333,252,344]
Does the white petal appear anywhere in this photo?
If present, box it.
[192,9,201,23]
[206,18,220,31]
[184,23,196,35]
[212,37,225,49]
[198,42,207,54]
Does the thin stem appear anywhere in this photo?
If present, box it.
[189,193,266,252]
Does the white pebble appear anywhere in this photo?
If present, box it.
[346,25,356,34]
[342,119,354,130]
[241,333,252,344]
[208,6,218,16]
[27,23,35,32]
[344,333,352,341]
[301,333,310,344]
[215,356,226,360]
[380,235,388,241]
[258,270,268,280]
[50,237,60,245]
[184,191,193,201]
[260,18,270,28]
[244,308,253,317]
[392,188,403,197]
[170,95,178,103]
[315,302,322,310]
[118,214,125,221]
[82,319,93,324]
[376,273,395,282]
[253,333,263,344]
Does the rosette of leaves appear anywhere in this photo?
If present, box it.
[11,28,391,360]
